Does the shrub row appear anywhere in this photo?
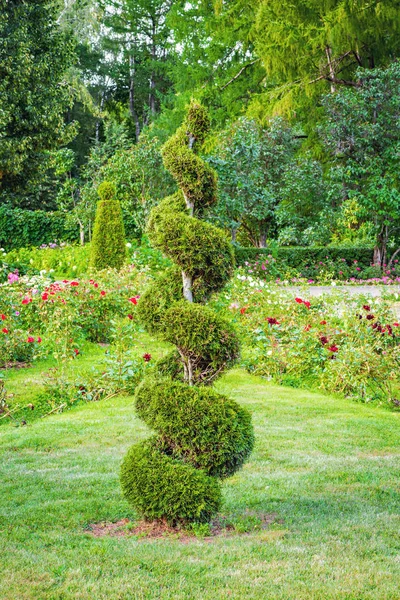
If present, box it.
[0,206,79,250]
[234,246,375,269]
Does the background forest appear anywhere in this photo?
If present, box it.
[1,0,400,266]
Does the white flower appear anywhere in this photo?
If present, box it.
[126,242,132,248]
[29,259,34,264]
[72,265,77,271]
[331,281,337,286]
[267,350,273,356]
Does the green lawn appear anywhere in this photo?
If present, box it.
[1,364,400,599]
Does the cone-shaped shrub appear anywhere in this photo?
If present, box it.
[89,181,126,271]
[120,101,254,525]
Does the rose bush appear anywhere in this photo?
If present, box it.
[211,273,400,407]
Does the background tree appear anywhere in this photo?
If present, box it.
[209,118,300,247]
[250,0,400,122]
[0,0,78,206]
[320,62,400,265]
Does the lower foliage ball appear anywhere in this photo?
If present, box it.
[120,439,222,525]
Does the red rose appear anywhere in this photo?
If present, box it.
[303,300,311,309]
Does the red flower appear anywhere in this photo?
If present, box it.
[320,336,329,345]
[127,314,133,320]
[94,283,99,288]
[2,327,8,334]
[143,353,152,362]
[295,297,303,304]
[366,314,375,320]
[37,337,42,343]
[22,297,31,305]
[363,305,371,312]
[327,345,338,353]
[267,317,279,325]
[70,281,79,287]
[42,292,49,301]
[0,314,6,321]
[240,307,247,315]
[27,336,35,343]
[304,324,311,331]
[100,290,106,296]
[128,296,140,305]
[393,322,400,327]
[320,320,327,325]
[303,300,311,309]
[73,348,79,355]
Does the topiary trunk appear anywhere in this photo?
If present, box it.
[120,102,254,525]
[89,181,126,271]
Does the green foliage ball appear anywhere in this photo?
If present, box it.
[120,439,222,524]
[135,379,254,478]
[89,181,126,271]
[161,300,240,385]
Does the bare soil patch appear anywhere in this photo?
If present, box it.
[86,512,279,542]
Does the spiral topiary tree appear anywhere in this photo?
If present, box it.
[89,181,126,271]
[120,101,254,525]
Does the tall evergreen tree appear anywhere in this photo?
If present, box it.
[0,0,77,204]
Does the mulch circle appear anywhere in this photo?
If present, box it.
[86,513,278,542]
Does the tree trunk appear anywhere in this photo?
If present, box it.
[325,46,336,93]
[182,271,193,303]
[259,232,267,248]
[79,221,85,246]
[129,53,141,142]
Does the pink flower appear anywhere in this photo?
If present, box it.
[8,273,19,284]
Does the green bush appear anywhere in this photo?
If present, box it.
[235,246,374,269]
[120,439,222,524]
[89,182,126,271]
[161,301,240,385]
[0,206,79,251]
[135,379,254,478]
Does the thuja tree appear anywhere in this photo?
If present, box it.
[120,102,254,524]
[90,181,126,271]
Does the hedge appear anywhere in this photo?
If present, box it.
[0,206,79,250]
[234,246,375,269]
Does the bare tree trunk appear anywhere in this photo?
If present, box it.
[325,46,336,93]
[129,53,141,142]
[79,221,85,245]
[182,271,193,302]
[259,232,267,248]
[231,228,237,243]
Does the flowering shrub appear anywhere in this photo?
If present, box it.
[211,274,400,406]
[240,255,400,285]
[0,267,148,365]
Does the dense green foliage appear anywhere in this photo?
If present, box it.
[121,102,253,524]
[89,182,126,271]
[0,206,79,251]
[0,0,77,206]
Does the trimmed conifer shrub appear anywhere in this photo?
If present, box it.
[89,181,126,271]
[120,101,254,525]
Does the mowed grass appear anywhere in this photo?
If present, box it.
[1,364,400,599]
